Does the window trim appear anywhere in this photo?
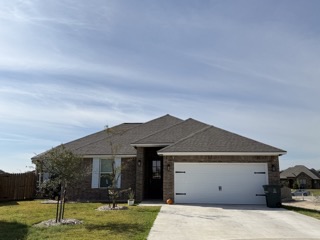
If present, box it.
[91,157,121,189]
[299,178,307,185]
[99,159,113,188]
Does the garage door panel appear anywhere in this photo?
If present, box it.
[174,163,268,204]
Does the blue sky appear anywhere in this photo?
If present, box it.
[0,0,319,173]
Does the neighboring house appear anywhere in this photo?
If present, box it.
[310,168,320,179]
[0,170,7,174]
[32,115,286,204]
[280,165,320,189]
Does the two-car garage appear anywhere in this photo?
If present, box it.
[174,163,268,204]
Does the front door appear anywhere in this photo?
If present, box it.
[144,148,163,199]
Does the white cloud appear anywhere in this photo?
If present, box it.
[0,0,319,172]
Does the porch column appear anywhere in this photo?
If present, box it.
[135,147,144,202]
[163,156,174,202]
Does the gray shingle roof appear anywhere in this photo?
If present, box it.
[31,122,141,160]
[158,125,286,154]
[131,118,209,145]
[310,169,320,178]
[60,114,182,156]
[64,123,141,151]
[32,114,286,159]
[280,165,320,180]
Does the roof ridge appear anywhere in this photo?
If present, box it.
[64,122,137,146]
[281,165,320,180]
[131,118,207,144]
[72,123,142,151]
[129,114,182,130]
[67,123,138,150]
[75,115,181,149]
[158,124,286,154]
[71,114,183,155]
[130,120,185,144]
[301,167,320,179]
[158,125,212,152]
[32,123,142,160]
[79,115,181,148]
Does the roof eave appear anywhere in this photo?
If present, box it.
[84,154,137,158]
[157,151,287,156]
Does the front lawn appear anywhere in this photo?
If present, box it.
[283,206,320,221]
[0,200,160,240]
[309,189,320,196]
[291,189,320,196]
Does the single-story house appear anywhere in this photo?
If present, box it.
[32,115,286,204]
[280,165,320,189]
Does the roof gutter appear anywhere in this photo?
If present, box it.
[84,154,137,158]
[157,152,287,156]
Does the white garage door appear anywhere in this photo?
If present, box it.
[174,163,268,204]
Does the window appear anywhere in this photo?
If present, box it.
[100,159,113,188]
[299,178,306,185]
[152,160,161,179]
[91,157,121,189]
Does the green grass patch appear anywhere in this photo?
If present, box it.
[0,200,160,240]
[290,189,320,196]
[309,189,320,196]
[283,205,320,221]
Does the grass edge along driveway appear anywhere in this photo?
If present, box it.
[283,205,320,221]
[0,200,160,240]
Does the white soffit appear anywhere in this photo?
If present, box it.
[158,152,286,156]
[84,154,136,158]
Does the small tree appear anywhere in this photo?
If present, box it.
[106,158,131,208]
[107,158,122,208]
[36,145,89,222]
[105,127,131,208]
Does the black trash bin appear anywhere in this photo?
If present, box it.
[263,185,282,208]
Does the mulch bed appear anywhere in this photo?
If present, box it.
[34,219,83,228]
[34,202,128,228]
[96,205,128,211]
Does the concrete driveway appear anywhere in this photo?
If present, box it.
[148,204,320,240]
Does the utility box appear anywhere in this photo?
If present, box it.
[263,185,282,208]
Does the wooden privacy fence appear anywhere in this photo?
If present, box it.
[0,172,37,201]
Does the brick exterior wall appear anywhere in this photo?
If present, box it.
[162,155,280,203]
[281,174,320,189]
[68,157,137,202]
[135,147,144,202]
[67,154,280,203]
[296,172,313,189]
[121,157,137,191]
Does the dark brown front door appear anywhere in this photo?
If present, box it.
[144,148,163,199]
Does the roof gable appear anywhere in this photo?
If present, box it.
[158,125,286,155]
[280,165,320,180]
[69,114,183,155]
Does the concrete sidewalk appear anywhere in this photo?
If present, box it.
[148,204,320,240]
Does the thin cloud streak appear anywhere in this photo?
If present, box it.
[0,0,319,172]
